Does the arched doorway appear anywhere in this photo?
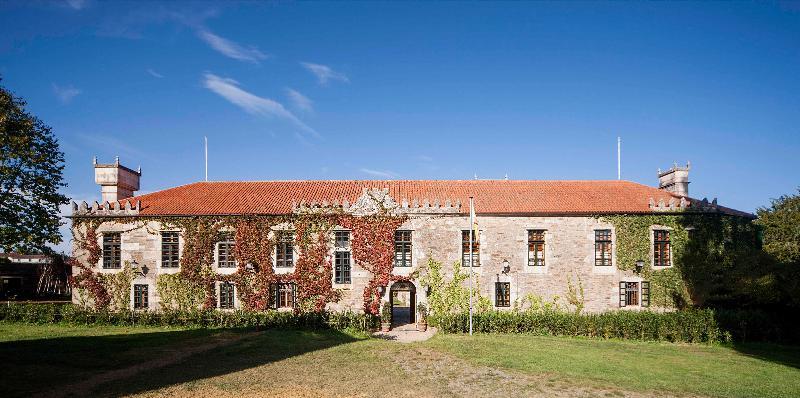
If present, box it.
[389,281,416,326]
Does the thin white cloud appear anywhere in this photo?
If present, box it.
[147,68,164,78]
[198,29,268,64]
[65,0,87,10]
[52,84,81,104]
[202,73,318,138]
[285,88,313,113]
[300,62,349,85]
[359,168,398,179]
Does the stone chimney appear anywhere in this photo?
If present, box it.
[94,156,141,202]
[657,162,690,197]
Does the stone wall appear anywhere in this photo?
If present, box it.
[72,215,646,313]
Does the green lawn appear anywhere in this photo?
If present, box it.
[1,322,799,398]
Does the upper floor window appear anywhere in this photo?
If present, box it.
[270,282,296,309]
[275,231,294,268]
[394,230,412,267]
[334,231,351,284]
[653,230,671,267]
[461,230,480,266]
[594,230,612,267]
[102,233,121,269]
[527,230,546,266]
[133,284,148,309]
[495,282,510,307]
[219,282,235,309]
[619,281,650,307]
[161,231,180,268]
[334,230,350,249]
[217,238,236,268]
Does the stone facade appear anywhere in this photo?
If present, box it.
[72,213,649,315]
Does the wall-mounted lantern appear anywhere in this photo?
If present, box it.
[131,260,148,277]
[635,259,645,273]
[502,259,510,274]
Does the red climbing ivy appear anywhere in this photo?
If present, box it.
[70,212,409,315]
[339,214,407,315]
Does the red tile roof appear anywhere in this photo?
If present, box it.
[116,180,752,217]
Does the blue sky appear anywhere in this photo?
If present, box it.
[1,1,799,251]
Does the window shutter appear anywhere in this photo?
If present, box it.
[641,281,650,307]
[269,284,277,310]
[292,283,298,309]
[619,282,627,307]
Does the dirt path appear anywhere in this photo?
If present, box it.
[383,345,703,398]
[43,331,252,398]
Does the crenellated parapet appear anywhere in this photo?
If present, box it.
[72,200,140,216]
[292,187,462,216]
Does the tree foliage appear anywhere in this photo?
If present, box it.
[757,190,800,264]
[0,81,68,253]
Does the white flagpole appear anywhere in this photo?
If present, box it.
[469,196,474,336]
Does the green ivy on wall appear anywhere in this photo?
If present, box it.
[155,273,206,311]
[601,213,761,309]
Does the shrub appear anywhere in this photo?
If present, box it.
[430,308,798,344]
[0,303,376,332]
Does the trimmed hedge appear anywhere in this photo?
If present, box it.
[431,309,799,344]
[0,303,377,331]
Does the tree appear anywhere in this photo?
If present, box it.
[0,80,68,253]
[756,190,800,308]
[757,190,800,264]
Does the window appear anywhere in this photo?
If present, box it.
[394,230,412,267]
[527,230,546,266]
[619,281,650,307]
[334,231,350,249]
[219,282,235,309]
[334,231,351,284]
[133,284,148,309]
[270,282,296,309]
[102,233,121,269]
[653,230,671,267]
[161,231,179,268]
[217,239,236,268]
[495,282,510,307]
[461,230,480,266]
[275,231,294,268]
[594,230,613,266]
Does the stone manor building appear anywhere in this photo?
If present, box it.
[70,158,752,321]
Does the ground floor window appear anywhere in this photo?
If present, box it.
[495,282,510,307]
[334,251,351,284]
[619,281,649,307]
[133,284,148,309]
[219,282,235,309]
[270,282,296,309]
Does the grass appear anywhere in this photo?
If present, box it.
[426,334,800,398]
[2,322,799,398]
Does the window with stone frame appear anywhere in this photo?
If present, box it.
[394,230,412,267]
[102,233,121,269]
[594,230,613,266]
[161,231,180,268]
[133,284,148,309]
[495,282,511,307]
[270,282,296,309]
[461,230,480,266]
[219,282,235,309]
[619,281,650,307]
[275,230,294,268]
[334,231,351,284]
[653,230,671,267]
[527,230,546,266]
[216,238,236,268]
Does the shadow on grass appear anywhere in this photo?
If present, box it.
[727,342,800,370]
[0,327,362,398]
